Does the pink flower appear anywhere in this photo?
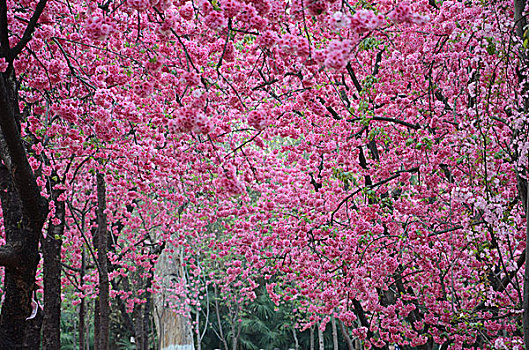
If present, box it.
[247,110,270,130]
[330,11,351,29]
[222,0,241,18]
[84,11,114,41]
[179,2,194,20]
[277,34,310,57]
[324,40,353,71]
[181,71,201,87]
[350,9,384,33]
[205,11,227,30]
[306,0,327,16]
[257,30,278,48]
[128,0,150,11]
[389,2,430,25]
[0,58,8,72]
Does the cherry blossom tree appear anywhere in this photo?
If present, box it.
[0,0,528,349]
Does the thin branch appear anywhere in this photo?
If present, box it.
[11,0,48,60]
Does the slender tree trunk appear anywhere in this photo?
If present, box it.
[338,320,355,350]
[79,250,86,350]
[142,278,152,350]
[154,245,195,350]
[331,316,339,350]
[95,172,110,350]
[213,284,229,350]
[514,0,529,345]
[133,304,146,350]
[42,175,65,350]
[310,326,314,350]
[42,232,63,349]
[94,298,101,349]
[523,178,529,346]
[196,307,201,350]
[292,326,299,350]
[317,322,324,350]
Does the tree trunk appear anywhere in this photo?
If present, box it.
[317,322,324,350]
[338,320,355,350]
[42,175,65,350]
[95,172,110,350]
[0,76,47,347]
[79,250,86,350]
[331,316,339,350]
[523,178,529,346]
[292,326,299,350]
[513,0,529,345]
[142,283,152,350]
[154,245,195,350]
[0,3,49,347]
[310,326,314,350]
[0,165,43,349]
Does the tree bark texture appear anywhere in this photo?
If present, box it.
[154,245,195,350]
[0,2,49,347]
[0,89,47,349]
[523,174,529,345]
[79,250,86,350]
[513,0,529,345]
[331,316,338,350]
[95,172,110,350]
[317,322,324,350]
[310,326,314,350]
[42,174,65,350]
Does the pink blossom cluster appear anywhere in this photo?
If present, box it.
[150,0,172,11]
[159,8,178,35]
[179,2,194,20]
[0,57,7,72]
[127,0,166,11]
[256,30,278,49]
[205,10,227,30]
[214,168,245,196]
[389,2,430,25]
[181,71,201,87]
[236,3,267,30]
[222,0,241,18]
[84,11,114,41]
[351,9,384,33]
[330,11,351,29]
[128,0,150,11]
[50,102,78,123]
[133,81,154,98]
[198,0,213,15]
[324,39,354,70]
[306,0,328,16]
[247,109,271,130]
[173,110,212,134]
[330,9,383,32]
[277,34,310,57]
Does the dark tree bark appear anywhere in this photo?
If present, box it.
[0,165,44,349]
[79,250,86,350]
[0,1,49,348]
[42,174,65,350]
[95,172,110,350]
